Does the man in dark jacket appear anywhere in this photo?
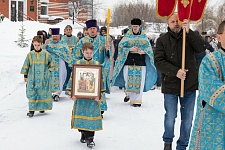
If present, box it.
[154,14,205,150]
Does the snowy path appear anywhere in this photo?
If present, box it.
[0,84,182,150]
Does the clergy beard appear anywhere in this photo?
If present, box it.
[172,27,181,33]
[89,33,97,38]
[53,39,59,43]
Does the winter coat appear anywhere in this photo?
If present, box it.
[154,28,205,94]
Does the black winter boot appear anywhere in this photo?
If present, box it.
[132,104,141,107]
[164,143,172,150]
[86,137,95,148]
[53,94,60,102]
[124,96,130,102]
[80,132,86,143]
[27,111,34,117]
[101,111,104,118]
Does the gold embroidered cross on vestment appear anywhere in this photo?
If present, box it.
[181,0,190,8]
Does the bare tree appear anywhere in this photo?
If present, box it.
[216,3,225,24]
[111,2,159,27]
[194,2,225,34]
[193,7,218,34]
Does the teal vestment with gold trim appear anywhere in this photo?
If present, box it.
[61,35,79,53]
[112,28,157,92]
[67,58,102,131]
[72,35,107,64]
[46,40,72,92]
[20,50,55,111]
[189,50,225,150]
[72,35,111,94]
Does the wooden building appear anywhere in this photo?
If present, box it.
[0,0,90,23]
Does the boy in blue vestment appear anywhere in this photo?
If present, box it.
[21,36,55,117]
[73,19,110,117]
[189,20,225,150]
[61,25,79,93]
[67,42,103,149]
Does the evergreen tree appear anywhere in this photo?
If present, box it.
[0,13,4,22]
[15,22,29,48]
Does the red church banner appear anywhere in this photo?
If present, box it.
[156,0,177,19]
[156,0,207,22]
[177,0,192,22]
[190,0,207,21]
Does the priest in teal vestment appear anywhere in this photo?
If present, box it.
[189,21,225,150]
[46,28,72,101]
[112,18,157,107]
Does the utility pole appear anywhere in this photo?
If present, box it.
[91,0,93,19]
[73,12,74,25]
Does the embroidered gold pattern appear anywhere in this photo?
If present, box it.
[130,100,142,104]
[181,0,190,8]
[208,53,222,80]
[210,85,225,106]
[29,98,52,103]
[195,103,205,150]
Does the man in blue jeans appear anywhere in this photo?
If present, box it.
[163,92,196,150]
[154,14,205,150]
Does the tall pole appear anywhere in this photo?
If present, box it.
[73,12,74,25]
[72,1,74,25]
[180,28,186,98]
[202,19,203,32]
[91,0,93,19]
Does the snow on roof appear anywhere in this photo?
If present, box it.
[48,16,64,21]
[56,19,85,29]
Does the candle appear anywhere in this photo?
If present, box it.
[107,8,110,23]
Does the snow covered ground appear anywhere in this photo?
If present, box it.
[0,19,186,150]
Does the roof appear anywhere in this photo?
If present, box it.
[48,16,64,21]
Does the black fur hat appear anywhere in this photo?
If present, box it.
[86,19,97,29]
[131,18,142,25]
[100,26,107,32]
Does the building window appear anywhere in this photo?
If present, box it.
[41,2,48,15]
[30,6,34,12]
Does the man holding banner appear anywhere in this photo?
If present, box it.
[154,14,205,150]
